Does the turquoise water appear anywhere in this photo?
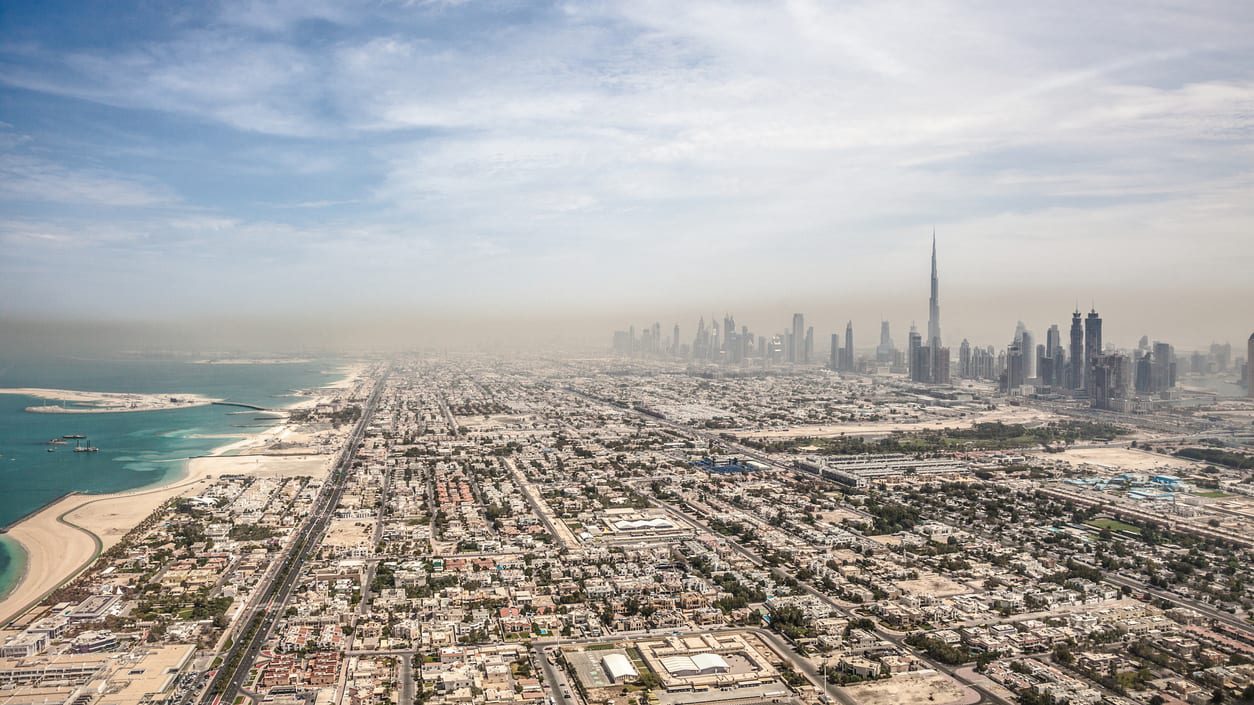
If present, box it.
[0,355,343,598]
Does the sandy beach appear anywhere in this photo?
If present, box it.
[0,363,366,627]
[0,387,219,414]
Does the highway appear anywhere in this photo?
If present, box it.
[199,367,389,705]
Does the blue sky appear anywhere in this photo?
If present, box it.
[1,1,1252,346]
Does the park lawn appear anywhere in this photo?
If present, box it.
[1086,518,1140,533]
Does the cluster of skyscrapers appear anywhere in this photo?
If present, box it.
[611,234,1251,405]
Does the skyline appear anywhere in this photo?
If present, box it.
[1,0,1253,340]
[1,229,1251,353]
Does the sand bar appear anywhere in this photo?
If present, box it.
[0,387,219,414]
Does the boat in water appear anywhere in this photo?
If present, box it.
[73,439,99,453]
[47,438,68,445]
[63,434,86,439]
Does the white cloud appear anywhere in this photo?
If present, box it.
[0,0,1252,338]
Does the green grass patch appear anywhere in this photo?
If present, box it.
[1195,490,1229,498]
[1086,518,1140,533]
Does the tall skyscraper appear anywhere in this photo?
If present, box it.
[934,347,951,384]
[908,324,921,381]
[804,326,814,365]
[830,334,840,370]
[791,313,804,364]
[876,321,895,362]
[1248,333,1254,398]
[1046,324,1063,387]
[1069,309,1084,390]
[843,321,854,372]
[1006,340,1025,391]
[1092,353,1128,410]
[1021,329,1035,379]
[959,338,972,378]
[928,231,941,351]
[1084,308,1102,392]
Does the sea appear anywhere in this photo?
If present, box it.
[0,354,345,599]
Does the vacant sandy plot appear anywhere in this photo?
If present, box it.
[898,573,971,598]
[738,406,1058,440]
[844,670,973,705]
[322,519,374,550]
[820,508,868,526]
[1032,446,1196,472]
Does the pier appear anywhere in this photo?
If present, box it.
[211,401,274,412]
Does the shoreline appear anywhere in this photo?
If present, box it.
[0,361,367,627]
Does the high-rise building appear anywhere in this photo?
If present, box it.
[913,344,932,383]
[1046,324,1063,387]
[959,338,972,378]
[928,231,941,351]
[934,347,951,384]
[1084,308,1102,392]
[791,313,804,364]
[1248,333,1254,397]
[908,325,922,381]
[1135,353,1154,394]
[1021,329,1035,379]
[830,334,840,370]
[876,321,895,363]
[1092,353,1129,410]
[843,321,854,372]
[804,326,814,365]
[1005,340,1025,391]
[1152,342,1173,392]
[1038,344,1055,388]
[1069,309,1084,390]
[1212,342,1232,372]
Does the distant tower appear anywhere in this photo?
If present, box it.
[1021,329,1035,379]
[877,321,895,362]
[1069,309,1084,390]
[1248,333,1254,397]
[804,326,814,364]
[908,323,921,381]
[1084,308,1102,392]
[843,321,854,371]
[928,230,942,350]
[1046,324,1062,386]
[791,313,805,364]
[830,334,840,371]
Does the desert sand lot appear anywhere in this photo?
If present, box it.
[897,572,971,598]
[738,406,1058,440]
[322,519,374,551]
[843,670,974,705]
[1030,446,1197,472]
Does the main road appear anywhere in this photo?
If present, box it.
[200,366,390,705]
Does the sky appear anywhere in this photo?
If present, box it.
[1,0,1252,350]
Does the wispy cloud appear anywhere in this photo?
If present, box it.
[0,0,1251,343]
